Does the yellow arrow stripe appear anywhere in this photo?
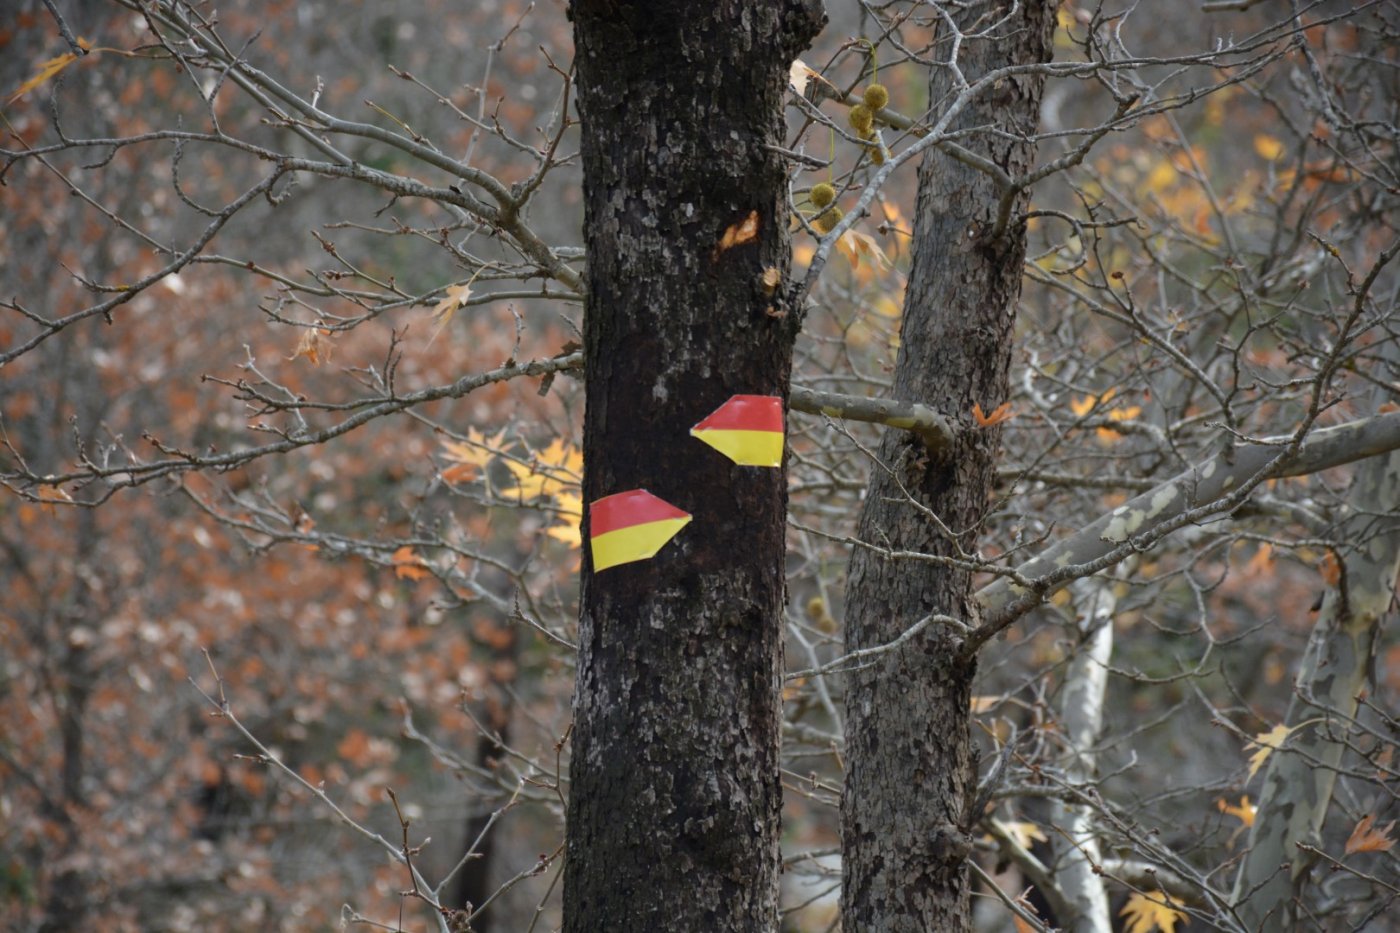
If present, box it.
[590,517,691,571]
[691,428,784,467]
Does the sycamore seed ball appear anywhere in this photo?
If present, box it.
[810,182,836,209]
[814,206,844,235]
[848,103,874,134]
[863,83,889,111]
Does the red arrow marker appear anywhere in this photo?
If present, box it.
[589,489,691,571]
[690,395,784,467]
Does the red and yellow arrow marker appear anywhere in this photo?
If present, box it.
[589,489,692,572]
[690,395,784,467]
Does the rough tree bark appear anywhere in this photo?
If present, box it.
[840,3,1055,930]
[564,2,823,930]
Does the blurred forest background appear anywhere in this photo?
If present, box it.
[2,0,1397,930]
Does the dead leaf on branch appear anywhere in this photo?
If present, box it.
[1245,723,1293,780]
[973,402,1014,427]
[440,427,506,485]
[287,325,334,366]
[8,38,92,105]
[788,59,815,96]
[1344,813,1396,855]
[836,229,892,272]
[992,819,1047,850]
[1319,550,1342,586]
[1121,892,1187,933]
[431,281,475,325]
[787,59,836,98]
[391,546,431,581]
[1217,795,1256,827]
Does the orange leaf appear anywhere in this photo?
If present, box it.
[973,402,1013,427]
[8,39,91,104]
[716,210,760,254]
[1070,389,1114,417]
[36,484,73,505]
[391,546,431,581]
[337,728,372,767]
[287,325,333,366]
[1217,795,1256,827]
[1244,543,1273,577]
[1319,550,1342,586]
[1345,814,1396,855]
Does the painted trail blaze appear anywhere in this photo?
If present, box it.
[589,489,692,572]
[690,395,784,467]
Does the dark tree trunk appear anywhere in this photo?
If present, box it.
[840,4,1054,931]
[565,2,823,930]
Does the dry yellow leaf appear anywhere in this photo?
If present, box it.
[546,490,584,549]
[8,39,92,105]
[1121,892,1187,933]
[970,695,1000,714]
[836,229,892,272]
[502,438,583,504]
[1071,389,1114,417]
[1217,795,1256,827]
[431,280,474,329]
[1254,134,1284,161]
[440,427,505,484]
[1095,402,1143,444]
[993,819,1047,850]
[1246,723,1293,780]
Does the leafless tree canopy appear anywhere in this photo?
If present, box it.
[2,1,1397,931]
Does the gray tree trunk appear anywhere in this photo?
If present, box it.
[1231,442,1400,930]
[564,2,823,930]
[1048,576,1120,933]
[839,3,1055,930]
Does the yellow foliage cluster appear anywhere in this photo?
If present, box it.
[1070,389,1142,444]
[441,430,583,547]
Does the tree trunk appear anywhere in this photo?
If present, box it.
[840,4,1054,930]
[1232,441,1400,930]
[564,3,823,930]
[1049,575,1121,933]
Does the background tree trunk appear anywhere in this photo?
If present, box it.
[1048,575,1121,933]
[564,2,822,930]
[840,3,1054,930]
[1232,439,1400,929]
